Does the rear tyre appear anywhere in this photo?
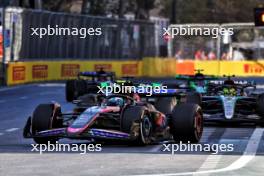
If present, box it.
[258,121,264,127]
[257,93,264,118]
[32,104,63,144]
[121,106,152,145]
[186,92,202,105]
[65,80,75,102]
[155,97,177,115]
[170,103,203,143]
[75,80,87,97]
[65,80,87,102]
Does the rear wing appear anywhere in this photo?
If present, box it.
[78,71,116,80]
[175,74,219,81]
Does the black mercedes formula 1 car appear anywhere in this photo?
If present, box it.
[173,69,219,94]
[185,76,264,125]
[24,92,203,145]
[65,70,115,102]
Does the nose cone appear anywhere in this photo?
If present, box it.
[67,127,83,134]
[221,96,236,119]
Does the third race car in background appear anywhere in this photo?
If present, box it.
[186,76,264,125]
[65,69,115,102]
[169,69,219,94]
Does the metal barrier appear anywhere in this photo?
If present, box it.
[221,23,264,60]
[3,7,156,61]
[168,24,220,60]
[168,23,264,60]
[0,7,5,85]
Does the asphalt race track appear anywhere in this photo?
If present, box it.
[0,79,264,176]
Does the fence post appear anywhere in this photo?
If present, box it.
[1,7,6,86]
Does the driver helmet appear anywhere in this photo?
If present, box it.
[97,68,106,75]
[107,97,125,107]
[223,87,236,96]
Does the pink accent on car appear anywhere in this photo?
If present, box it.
[67,106,120,134]
[67,127,83,133]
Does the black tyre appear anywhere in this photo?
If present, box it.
[155,97,177,115]
[66,80,87,102]
[65,80,75,102]
[186,92,202,105]
[258,121,264,127]
[257,93,264,117]
[75,80,87,96]
[121,106,152,145]
[32,104,63,144]
[77,94,98,106]
[170,103,203,143]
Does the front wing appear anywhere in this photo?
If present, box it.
[204,113,264,124]
[24,127,131,140]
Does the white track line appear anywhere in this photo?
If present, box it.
[0,87,20,92]
[194,155,222,176]
[256,85,264,89]
[149,145,165,153]
[0,84,34,92]
[129,128,264,176]
[193,128,226,176]
[39,91,61,95]
[5,128,19,132]
[19,96,28,99]
[200,128,216,143]
[0,100,6,103]
[38,83,65,87]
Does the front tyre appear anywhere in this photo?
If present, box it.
[170,103,203,143]
[65,80,75,102]
[139,114,152,145]
[257,93,264,118]
[186,92,202,105]
[65,80,87,102]
[32,103,63,144]
[121,106,152,145]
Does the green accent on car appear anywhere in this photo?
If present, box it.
[189,81,196,89]
[100,82,109,88]
[152,83,162,87]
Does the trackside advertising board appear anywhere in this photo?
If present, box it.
[7,60,142,85]
[6,59,264,85]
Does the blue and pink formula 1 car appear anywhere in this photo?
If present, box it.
[24,92,204,145]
